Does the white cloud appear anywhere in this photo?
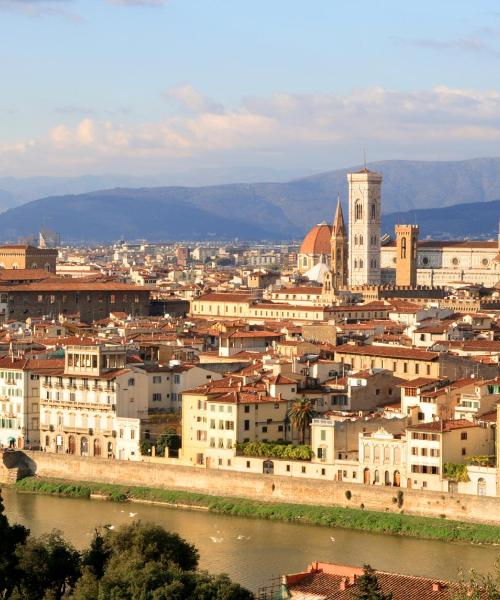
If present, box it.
[4,85,500,176]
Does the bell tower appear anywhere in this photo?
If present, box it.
[395,224,419,287]
[348,169,382,286]
[331,195,348,289]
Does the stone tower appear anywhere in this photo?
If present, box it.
[348,169,382,286]
[395,224,419,287]
[331,195,348,289]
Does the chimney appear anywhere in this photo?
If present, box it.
[432,582,443,592]
[339,577,349,591]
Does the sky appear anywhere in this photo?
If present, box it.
[1,0,500,180]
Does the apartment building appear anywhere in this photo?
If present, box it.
[137,363,222,412]
[406,419,494,491]
[0,357,62,449]
[40,344,148,460]
[334,344,440,380]
[180,382,291,467]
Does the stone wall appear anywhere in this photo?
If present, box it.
[7,451,500,525]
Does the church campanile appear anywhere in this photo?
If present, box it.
[348,169,382,286]
[331,196,348,289]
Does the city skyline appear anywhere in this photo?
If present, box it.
[1,0,500,177]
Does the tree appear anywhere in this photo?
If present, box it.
[288,397,315,444]
[105,521,199,571]
[354,565,393,600]
[81,530,110,579]
[156,428,181,456]
[452,562,500,600]
[16,531,81,600]
[0,489,29,599]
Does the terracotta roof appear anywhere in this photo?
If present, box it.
[0,282,149,292]
[299,222,332,255]
[0,269,54,281]
[398,377,441,388]
[286,562,456,599]
[407,418,477,432]
[197,293,253,303]
[334,344,439,361]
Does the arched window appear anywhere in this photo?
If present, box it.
[374,470,380,484]
[355,201,363,221]
[354,259,358,269]
[80,437,89,456]
[477,478,486,496]
[94,438,102,457]
[384,446,391,464]
[373,445,381,463]
[371,203,376,220]
[359,259,364,268]
[354,235,358,246]
[401,237,407,259]
[359,235,363,246]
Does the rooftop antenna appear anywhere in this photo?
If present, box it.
[363,147,367,170]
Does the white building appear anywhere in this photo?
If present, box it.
[348,169,382,286]
[40,343,148,460]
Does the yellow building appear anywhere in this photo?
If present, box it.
[334,344,440,380]
[180,384,291,467]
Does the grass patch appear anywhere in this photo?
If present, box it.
[13,476,500,545]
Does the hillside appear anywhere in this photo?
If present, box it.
[0,157,499,242]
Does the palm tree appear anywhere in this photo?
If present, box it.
[288,396,315,445]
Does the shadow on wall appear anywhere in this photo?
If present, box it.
[2,450,37,476]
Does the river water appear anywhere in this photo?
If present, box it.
[2,488,499,592]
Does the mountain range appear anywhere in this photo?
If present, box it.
[0,157,499,243]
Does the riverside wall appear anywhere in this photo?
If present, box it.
[4,451,500,525]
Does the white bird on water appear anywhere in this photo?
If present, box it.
[129,512,138,517]
[210,536,223,543]
[236,535,251,541]
[105,525,115,530]
[330,537,336,542]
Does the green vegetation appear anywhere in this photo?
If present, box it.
[467,455,496,467]
[444,463,470,483]
[140,427,182,457]
[14,477,500,545]
[355,565,393,600]
[0,489,253,600]
[237,440,313,460]
[288,396,315,444]
[453,558,500,599]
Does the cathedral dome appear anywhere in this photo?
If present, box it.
[299,222,332,255]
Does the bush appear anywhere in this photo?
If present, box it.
[239,440,312,461]
[397,490,404,508]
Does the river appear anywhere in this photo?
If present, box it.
[2,488,499,592]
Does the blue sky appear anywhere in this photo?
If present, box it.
[1,0,500,179]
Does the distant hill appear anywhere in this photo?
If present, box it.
[381,199,500,240]
[0,157,500,242]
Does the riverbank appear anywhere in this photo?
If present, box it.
[12,476,500,545]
